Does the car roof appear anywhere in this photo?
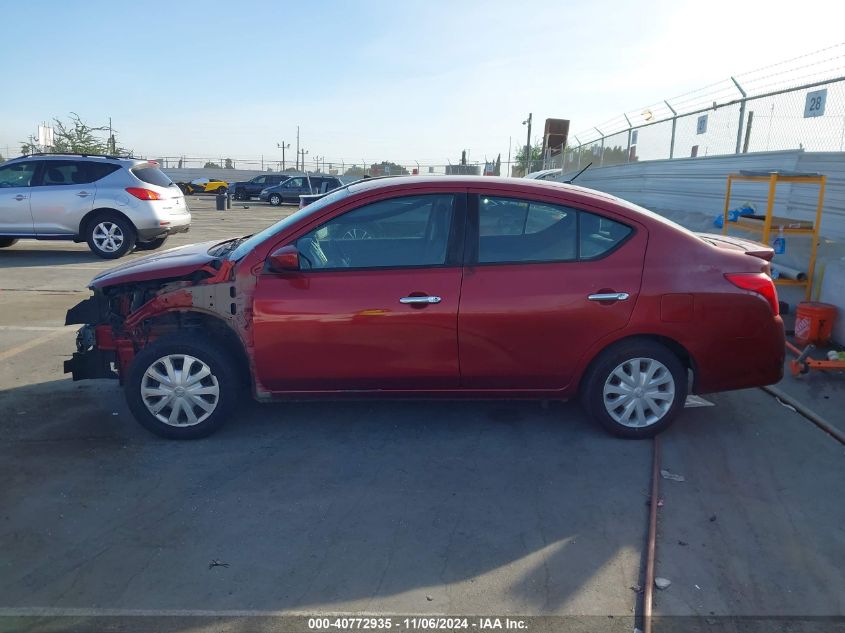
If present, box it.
[5,153,146,167]
[345,175,618,204]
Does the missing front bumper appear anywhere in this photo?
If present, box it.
[64,349,118,381]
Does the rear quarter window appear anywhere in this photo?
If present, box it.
[579,211,633,259]
[132,166,174,188]
[85,162,121,182]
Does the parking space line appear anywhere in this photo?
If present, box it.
[0,329,68,362]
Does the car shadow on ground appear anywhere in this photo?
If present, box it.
[0,379,651,618]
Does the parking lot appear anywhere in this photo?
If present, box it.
[1,196,843,632]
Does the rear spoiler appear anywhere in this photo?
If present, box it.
[695,232,774,261]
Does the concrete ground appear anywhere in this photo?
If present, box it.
[0,196,843,633]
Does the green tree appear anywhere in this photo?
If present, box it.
[344,165,366,177]
[204,161,221,169]
[513,140,543,176]
[21,113,131,156]
[224,158,234,169]
[369,161,409,176]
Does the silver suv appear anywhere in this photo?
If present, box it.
[0,154,190,258]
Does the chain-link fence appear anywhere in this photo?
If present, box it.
[559,44,845,172]
[142,157,535,178]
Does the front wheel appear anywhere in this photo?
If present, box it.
[125,334,239,439]
[581,340,687,438]
[268,193,282,206]
[86,215,136,259]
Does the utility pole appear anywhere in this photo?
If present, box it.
[296,126,300,171]
[277,142,290,170]
[507,136,512,177]
[522,113,532,174]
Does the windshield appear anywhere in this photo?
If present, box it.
[228,185,353,260]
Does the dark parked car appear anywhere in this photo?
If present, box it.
[231,174,290,200]
[259,176,343,206]
[65,176,784,440]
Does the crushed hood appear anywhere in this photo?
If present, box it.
[90,240,224,288]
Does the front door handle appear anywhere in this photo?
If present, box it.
[14,194,27,201]
[400,295,442,305]
[76,191,91,197]
[588,292,630,302]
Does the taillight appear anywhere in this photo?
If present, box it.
[126,187,161,201]
[725,273,779,315]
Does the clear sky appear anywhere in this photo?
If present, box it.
[2,0,844,166]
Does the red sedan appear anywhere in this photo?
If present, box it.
[65,176,784,439]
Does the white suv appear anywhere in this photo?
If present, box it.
[0,154,191,258]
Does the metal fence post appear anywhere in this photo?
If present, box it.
[574,136,581,169]
[731,76,747,154]
[665,100,677,159]
[595,128,604,167]
[624,114,633,163]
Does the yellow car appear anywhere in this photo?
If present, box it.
[177,178,229,195]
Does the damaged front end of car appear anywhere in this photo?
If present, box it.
[64,253,253,386]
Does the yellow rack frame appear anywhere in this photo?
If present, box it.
[721,172,826,300]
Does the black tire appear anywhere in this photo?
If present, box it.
[125,334,240,439]
[85,214,136,259]
[135,236,169,251]
[233,189,245,201]
[580,339,687,439]
[268,193,282,206]
[217,186,227,194]
[0,238,19,248]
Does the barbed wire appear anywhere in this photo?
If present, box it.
[571,42,845,142]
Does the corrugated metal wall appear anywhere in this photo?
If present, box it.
[559,150,845,239]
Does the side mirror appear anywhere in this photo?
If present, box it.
[268,245,300,272]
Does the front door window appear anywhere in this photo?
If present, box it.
[295,194,455,269]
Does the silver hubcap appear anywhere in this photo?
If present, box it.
[603,357,675,428]
[271,195,280,204]
[341,228,372,240]
[141,354,220,427]
[92,222,124,253]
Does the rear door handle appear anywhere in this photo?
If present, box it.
[400,295,442,304]
[588,292,630,302]
[76,191,91,197]
[14,194,27,201]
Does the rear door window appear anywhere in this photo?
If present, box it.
[40,160,119,185]
[132,165,174,188]
[478,196,577,263]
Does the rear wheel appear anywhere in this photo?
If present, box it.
[269,193,282,206]
[0,238,19,248]
[581,339,687,438]
[135,236,168,251]
[125,334,239,439]
[234,189,245,201]
[86,214,136,259]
